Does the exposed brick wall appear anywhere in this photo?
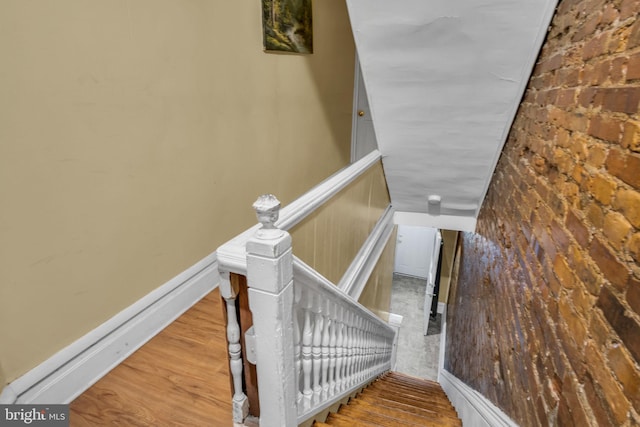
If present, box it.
[445,0,640,425]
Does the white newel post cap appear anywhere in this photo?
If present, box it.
[247,194,293,293]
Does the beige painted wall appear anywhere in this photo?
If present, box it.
[358,227,397,322]
[438,230,459,304]
[290,161,390,284]
[0,0,354,382]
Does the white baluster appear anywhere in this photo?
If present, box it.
[302,305,313,411]
[328,303,337,397]
[312,309,323,404]
[321,311,331,401]
[335,307,344,392]
[293,288,303,408]
[346,312,355,387]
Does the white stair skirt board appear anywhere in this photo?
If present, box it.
[439,370,518,427]
[339,205,395,300]
[0,253,218,405]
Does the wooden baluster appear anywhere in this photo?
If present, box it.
[219,271,249,424]
[321,309,331,401]
[328,303,337,397]
[312,309,323,404]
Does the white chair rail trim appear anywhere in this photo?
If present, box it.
[217,150,382,276]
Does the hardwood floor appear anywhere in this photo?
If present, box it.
[70,289,233,426]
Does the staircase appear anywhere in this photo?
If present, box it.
[314,372,462,427]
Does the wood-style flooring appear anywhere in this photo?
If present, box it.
[70,289,233,426]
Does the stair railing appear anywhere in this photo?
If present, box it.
[241,194,396,427]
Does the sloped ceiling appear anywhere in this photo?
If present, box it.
[346,0,558,231]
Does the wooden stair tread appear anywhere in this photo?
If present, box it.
[326,412,382,427]
[363,387,456,411]
[319,371,462,427]
[357,392,453,419]
[348,399,456,427]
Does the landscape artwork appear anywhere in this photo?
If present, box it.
[262,0,313,54]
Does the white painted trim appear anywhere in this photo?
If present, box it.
[439,370,519,427]
[339,205,395,300]
[393,211,477,233]
[437,302,446,314]
[1,253,219,404]
[217,150,383,276]
[350,53,362,163]
[475,0,560,218]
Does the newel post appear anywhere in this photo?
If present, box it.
[246,195,297,427]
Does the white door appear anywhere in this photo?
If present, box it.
[394,225,437,278]
[351,56,378,162]
[423,231,442,334]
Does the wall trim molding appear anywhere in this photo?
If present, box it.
[439,369,518,427]
[0,253,219,404]
[217,150,383,276]
[339,205,395,300]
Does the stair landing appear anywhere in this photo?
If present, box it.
[315,371,461,427]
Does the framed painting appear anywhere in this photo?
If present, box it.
[262,0,313,54]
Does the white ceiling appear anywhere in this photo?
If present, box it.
[346,0,558,231]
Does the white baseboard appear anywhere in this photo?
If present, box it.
[437,302,445,314]
[439,369,518,427]
[0,253,219,404]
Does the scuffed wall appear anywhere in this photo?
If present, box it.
[445,0,640,425]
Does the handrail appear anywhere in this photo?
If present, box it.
[217,150,382,276]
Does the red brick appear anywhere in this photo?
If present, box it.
[589,310,611,349]
[629,233,640,263]
[586,202,605,229]
[589,237,630,290]
[603,211,632,251]
[608,344,640,412]
[554,255,576,289]
[621,121,640,152]
[597,285,640,363]
[584,372,616,426]
[620,0,640,20]
[628,18,640,49]
[557,375,592,427]
[610,57,626,84]
[583,33,611,60]
[613,188,640,228]
[587,173,617,205]
[628,277,640,316]
[572,11,602,42]
[566,209,591,247]
[597,87,640,114]
[587,115,623,143]
[585,341,632,424]
[628,53,640,81]
[559,296,587,346]
[606,148,640,189]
